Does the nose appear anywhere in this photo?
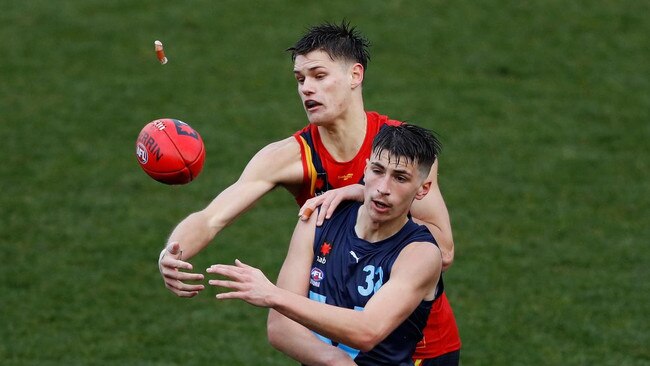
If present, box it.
[376,176,391,196]
[300,78,314,96]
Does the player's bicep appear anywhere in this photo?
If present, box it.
[276,215,317,295]
[238,137,303,187]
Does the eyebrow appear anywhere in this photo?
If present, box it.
[370,161,412,176]
[293,66,327,74]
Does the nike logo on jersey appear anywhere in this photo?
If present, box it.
[350,251,360,263]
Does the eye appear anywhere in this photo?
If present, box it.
[315,73,326,80]
[395,175,408,183]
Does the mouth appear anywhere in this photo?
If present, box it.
[304,100,321,111]
[371,199,391,212]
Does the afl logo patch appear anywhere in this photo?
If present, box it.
[310,267,324,287]
[136,143,148,164]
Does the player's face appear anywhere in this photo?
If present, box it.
[293,50,356,125]
[363,151,429,223]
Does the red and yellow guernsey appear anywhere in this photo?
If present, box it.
[293,111,401,206]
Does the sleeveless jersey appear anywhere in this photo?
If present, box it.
[309,201,440,365]
[292,111,461,359]
[292,111,401,206]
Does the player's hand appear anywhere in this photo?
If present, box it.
[298,184,364,226]
[207,259,275,307]
[158,241,205,297]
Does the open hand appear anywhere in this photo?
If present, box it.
[207,259,276,307]
[158,242,205,297]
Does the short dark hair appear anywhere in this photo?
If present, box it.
[371,124,442,178]
[287,21,371,71]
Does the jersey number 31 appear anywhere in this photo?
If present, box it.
[358,265,384,296]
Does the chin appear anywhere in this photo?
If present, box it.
[367,209,390,223]
[306,117,330,126]
[305,110,336,126]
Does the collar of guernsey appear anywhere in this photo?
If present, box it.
[292,111,403,206]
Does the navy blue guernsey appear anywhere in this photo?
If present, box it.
[308,201,443,365]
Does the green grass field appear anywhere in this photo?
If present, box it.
[2,1,648,365]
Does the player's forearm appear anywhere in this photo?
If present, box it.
[165,181,267,259]
[269,288,384,352]
[267,310,355,365]
[167,210,218,259]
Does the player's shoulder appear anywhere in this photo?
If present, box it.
[402,240,441,257]
[256,136,301,158]
[243,135,303,184]
[393,240,442,279]
[248,136,302,173]
[366,110,404,127]
[397,227,441,266]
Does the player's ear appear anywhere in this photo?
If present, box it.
[363,158,371,176]
[414,181,431,201]
[350,63,364,89]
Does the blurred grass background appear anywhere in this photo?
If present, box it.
[1,0,648,365]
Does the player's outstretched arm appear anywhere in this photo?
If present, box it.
[409,159,455,270]
[270,242,441,352]
[208,215,356,365]
[159,137,304,297]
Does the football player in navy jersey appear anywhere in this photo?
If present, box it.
[208,124,445,365]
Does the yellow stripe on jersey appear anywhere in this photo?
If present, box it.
[298,136,318,197]
[414,359,423,366]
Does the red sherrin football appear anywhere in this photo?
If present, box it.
[135,118,206,184]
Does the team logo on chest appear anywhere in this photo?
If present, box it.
[317,241,332,264]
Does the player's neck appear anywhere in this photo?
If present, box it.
[317,107,367,162]
[354,204,409,243]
